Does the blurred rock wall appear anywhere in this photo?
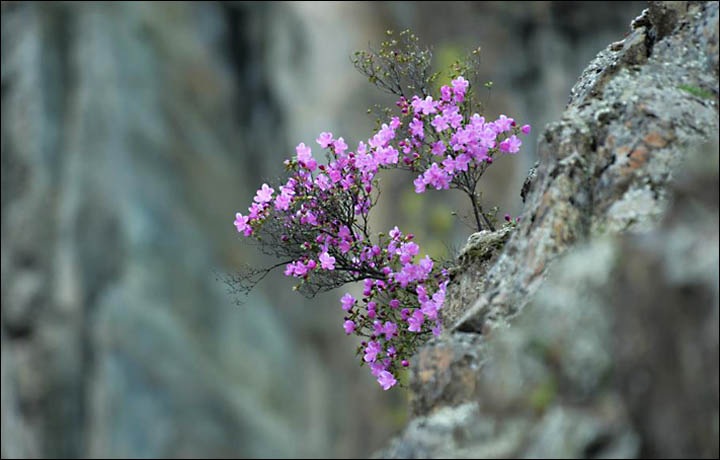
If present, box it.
[1,3,387,458]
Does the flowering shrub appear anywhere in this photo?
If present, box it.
[232,31,530,390]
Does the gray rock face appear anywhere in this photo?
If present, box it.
[456,0,719,334]
[1,1,714,458]
[442,227,512,330]
[380,2,719,458]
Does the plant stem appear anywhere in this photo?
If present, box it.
[477,203,496,232]
[468,192,484,232]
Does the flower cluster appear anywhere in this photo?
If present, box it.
[389,77,531,231]
[234,121,448,389]
[233,74,529,390]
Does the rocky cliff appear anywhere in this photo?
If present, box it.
[379,2,719,457]
[1,1,715,458]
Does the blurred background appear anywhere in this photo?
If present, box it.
[1,2,644,458]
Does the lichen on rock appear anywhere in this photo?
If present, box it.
[442,227,512,329]
[379,2,719,458]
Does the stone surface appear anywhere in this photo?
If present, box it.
[380,140,719,459]
[442,228,512,329]
[454,0,719,334]
[380,2,719,458]
[0,1,709,458]
[408,333,487,418]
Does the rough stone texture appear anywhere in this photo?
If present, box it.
[380,2,719,458]
[408,333,487,418]
[455,0,719,334]
[0,2,712,458]
[442,227,512,329]
[380,140,719,460]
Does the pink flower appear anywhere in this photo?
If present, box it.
[341,293,355,311]
[334,137,348,156]
[431,115,449,132]
[375,146,399,165]
[432,287,445,307]
[293,262,308,277]
[452,77,468,102]
[409,118,424,139]
[296,143,317,171]
[234,213,251,235]
[370,360,387,377]
[377,123,396,144]
[398,242,419,264]
[432,323,443,337]
[431,141,446,156]
[364,341,383,363]
[383,321,398,340]
[315,174,331,191]
[413,175,427,194]
[418,96,438,115]
[377,370,397,390]
[416,284,428,302]
[338,225,351,241]
[407,310,425,332]
[274,193,292,211]
[421,299,438,320]
[424,163,450,190]
[339,240,351,253]
[319,252,336,270]
[499,135,522,154]
[440,85,453,101]
[373,320,385,336]
[248,202,264,219]
[316,132,334,148]
[442,156,457,174]
[254,184,274,204]
[454,153,471,172]
[343,320,355,335]
[302,211,318,226]
[445,108,463,129]
[494,115,514,133]
[393,268,412,288]
[451,76,469,93]
[418,255,434,278]
[296,142,312,163]
[521,124,531,134]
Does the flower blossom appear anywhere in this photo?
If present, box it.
[341,293,355,311]
[319,252,336,270]
[254,184,274,204]
[377,370,397,390]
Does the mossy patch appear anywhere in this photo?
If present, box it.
[678,84,715,100]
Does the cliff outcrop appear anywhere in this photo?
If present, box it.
[380,2,719,457]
